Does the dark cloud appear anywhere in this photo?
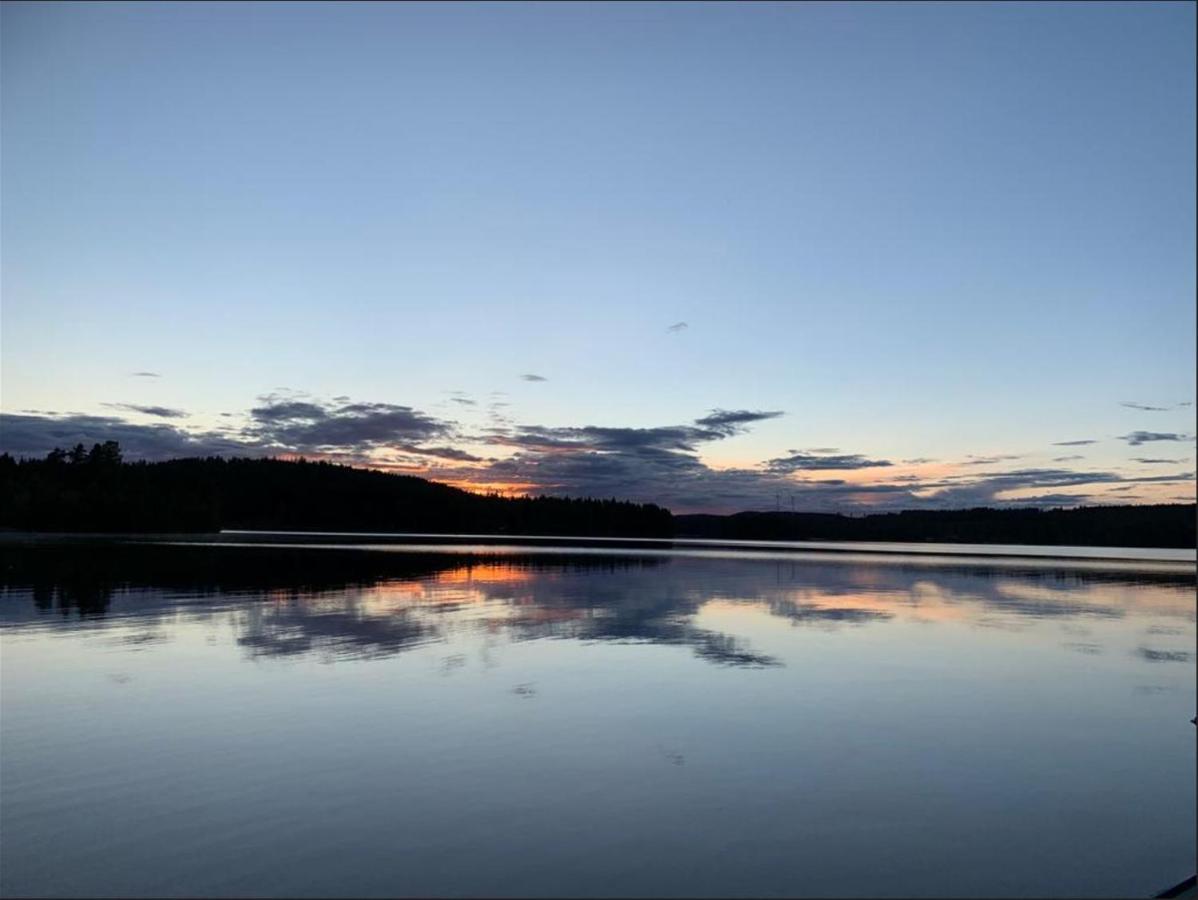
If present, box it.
[666,321,688,333]
[1136,647,1193,664]
[394,444,484,463]
[1052,439,1097,446]
[0,413,254,460]
[1052,455,1084,462]
[520,374,547,382]
[130,371,161,378]
[911,466,1195,508]
[766,452,892,472]
[249,400,329,422]
[102,403,188,419]
[450,397,477,406]
[1119,431,1195,446]
[692,409,784,437]
[248,396,450,452]
[1132,458,1183,465]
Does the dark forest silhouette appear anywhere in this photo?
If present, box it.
[0,443,672,536]
[676,506,1196,549]
[0,443,1193,547]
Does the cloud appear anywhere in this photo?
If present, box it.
[394,444,485,463]
[102,403,188,419]
[450,397,476,406]
[4,393,1193,515]
[520,374,547,382]
[248,396,451,452]
[693,409,784,437]
[1052,439,1097,446]
[1052,455,1084,462]
[0,413,254,460]
[911,466,1196,508]
[249,400,329,422]
[961,454,1023,466]
[1131,458,1183,465]
[1136,647,1193,664]
[1120,401,1169,412]
[766,452,893,472]
[666,321,688,333]
[1119,431,1195,446]
[130,371,161,378]
[1120,401,1192,412]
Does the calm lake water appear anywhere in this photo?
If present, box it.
[1,538,1194,898]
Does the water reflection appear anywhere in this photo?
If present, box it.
[1,542,1193,667]
[2,540,1194,899]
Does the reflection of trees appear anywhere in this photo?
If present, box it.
[2,541,1193,667]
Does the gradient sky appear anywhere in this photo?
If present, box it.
[2,1,1195,512]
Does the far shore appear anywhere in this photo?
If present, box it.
[1,529,1194,567]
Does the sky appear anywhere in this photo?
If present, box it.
[1,1,1195,513]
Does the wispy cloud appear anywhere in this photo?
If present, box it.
[130,371,162,378]
[1120,401,1193,412]
[102,403,188,419]
[961,454,1023,466]
[666,321,688,333]
[1052,455,1084,462]
[520,373,547,382]
[1052,439,1097,447]
[693,409,784,437]
[1119,431,1195,446]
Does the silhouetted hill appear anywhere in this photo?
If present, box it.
[675,506,1197,549]
[0,446,672,537]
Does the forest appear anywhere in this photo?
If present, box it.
[1,443,1193,547]
[0,443,673,537]
[675,505,1196,549]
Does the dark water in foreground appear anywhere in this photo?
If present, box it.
[1,539,1194,898]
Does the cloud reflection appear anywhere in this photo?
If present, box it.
[1,543,1193,670]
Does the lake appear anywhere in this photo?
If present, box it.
[1,537,1194,898]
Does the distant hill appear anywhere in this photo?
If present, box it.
[675,506,1197,549]
[0,447,672,537]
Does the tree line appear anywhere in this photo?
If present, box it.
[674,506,1197,549]
[0,444,674,537]
[1,443,1193,546]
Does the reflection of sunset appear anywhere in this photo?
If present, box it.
[282,564,539,617]
[432,564,534,585]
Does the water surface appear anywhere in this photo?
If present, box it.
[1,539,1194,897]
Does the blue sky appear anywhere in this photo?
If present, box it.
[2,1,1194,512]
